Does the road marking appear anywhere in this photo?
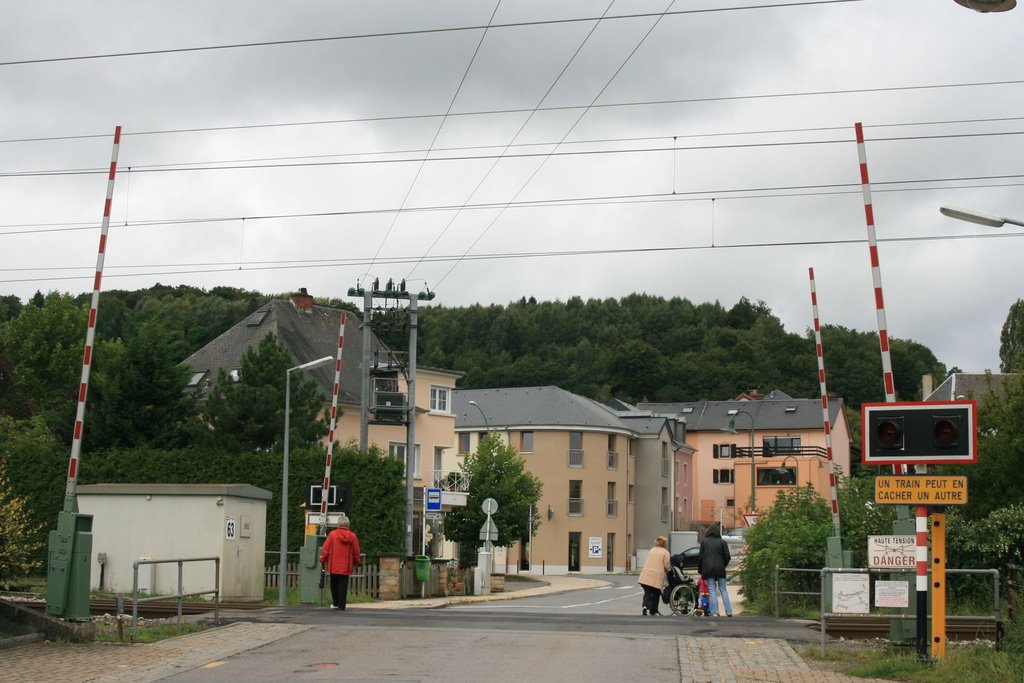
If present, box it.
[201,662,226,669]
[562,591,641,608]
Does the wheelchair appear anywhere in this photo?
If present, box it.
[664,564,698,616]
[668,581,698,616]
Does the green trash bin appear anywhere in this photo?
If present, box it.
[414,555,431,582]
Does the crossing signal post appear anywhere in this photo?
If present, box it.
[863,401,977,467]
[862,400,977,662]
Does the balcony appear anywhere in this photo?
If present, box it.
[606,499,618,517]
[432,470,471,493]
[568,449,585,468]
[660,504,670,523]
[734,446,829,459]
[568,497,584,516]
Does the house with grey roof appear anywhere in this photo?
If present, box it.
[639,390,851,530]
[181,290,465,557]
[925,372,1015,410]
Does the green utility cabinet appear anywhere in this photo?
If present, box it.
[298,534,326,604]
[46,510,93,620]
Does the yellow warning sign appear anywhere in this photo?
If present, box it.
[874,476,968,505]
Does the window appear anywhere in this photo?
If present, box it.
[661,443,669,477]
[713,444,734,459]
[568,432,584,467]
[569,480,583,515]
[661,487,670,523]
[763,436,801,455]
[713,468,734,484]
[683,462,688,482]
[726,498,735,507]
[758,466,796,486]
[520,431,534,452]
[606,482,617,517]
[458,433,470,454]
[429,386,449,412]
[607,434,619,469]
[432,447,444,486]
[389,442,421,478]
[187,370,207,387]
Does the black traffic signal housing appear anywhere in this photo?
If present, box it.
[862,401,976,466]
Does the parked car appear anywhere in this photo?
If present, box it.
[672,546,700,571]
[723,527,749,559]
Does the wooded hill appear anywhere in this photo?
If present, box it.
[1,285,946,413]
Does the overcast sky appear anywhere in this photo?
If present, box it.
[1,0,1022,378]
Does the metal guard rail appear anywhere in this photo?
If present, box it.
[813,566,1000,656]
[131,556,220,641]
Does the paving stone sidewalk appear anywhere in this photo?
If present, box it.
[0,622,310,683]
[678,637,894,683]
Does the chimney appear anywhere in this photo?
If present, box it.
[291,288,314,312]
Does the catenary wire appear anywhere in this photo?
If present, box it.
[0,1,864,68]
[0,230,1018,286]
[2,173,1024,236]
[4,129,1022,179]
[364,0,504,281]
[3,78,1023,147]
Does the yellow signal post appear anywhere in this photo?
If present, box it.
[931,512,946,660]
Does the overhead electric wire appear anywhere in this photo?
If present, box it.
[0,229,1018,287]
[405,0,619,280]
[4,78,1024,147]
[364,0,503,281]
[4,128,1024,179]
[2,172,1024,237]
[0,1,864,68]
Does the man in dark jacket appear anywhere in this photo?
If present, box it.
[697,525,733,617]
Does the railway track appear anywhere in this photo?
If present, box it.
[2,594,264,618]
[3,592,1001,640]
[825,615,1000,641]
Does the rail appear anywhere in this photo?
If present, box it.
[131,556,220,641]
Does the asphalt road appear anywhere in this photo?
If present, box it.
[160,575,822,682]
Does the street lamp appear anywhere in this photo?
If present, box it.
[940,205,1024,228]
[468,400,490,435]
[952,0,1016,11]
[721,409,756,513]
[775,455,801,486]
[280,355,334,606]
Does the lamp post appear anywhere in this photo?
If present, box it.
[722,409,756,513]
[775,455,801,486]
[952,0,1016,11]
[939,205,1024,228]
[468,400,490,436]
[280,355,334,606]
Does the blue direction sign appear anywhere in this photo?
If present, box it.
[426,487,442,512]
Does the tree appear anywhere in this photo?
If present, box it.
[86,321,199,452]
[1000,299,1024,372]
[0,459,44,589]
[0,293,87,443]
[443,435,542,565]
[0,416,65,570]
[944,371,1024,519]
[196,334,326,452]
[738,485,832,612]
